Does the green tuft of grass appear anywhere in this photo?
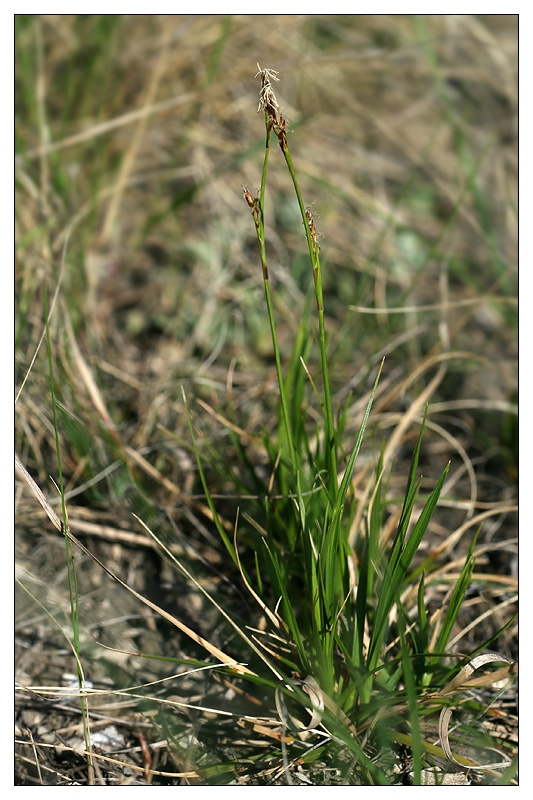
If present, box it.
[149,66,516,784]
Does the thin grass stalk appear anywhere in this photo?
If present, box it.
[278,137,337,500]
[398,624,423,785]
[181,387,240,569]
[44,288,93,777]
[245,114,297,475]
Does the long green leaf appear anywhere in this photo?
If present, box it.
[368,460,450,672]
[432,529,479,658]
[182,387,239,569]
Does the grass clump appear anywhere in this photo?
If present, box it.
[149,66,515,784]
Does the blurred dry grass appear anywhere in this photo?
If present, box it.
[15,14,517,784]
[15,12,518,561]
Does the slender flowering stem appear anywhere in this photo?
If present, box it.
[278,141,338,499]
[244,100,297,477]
[256,64,337,499]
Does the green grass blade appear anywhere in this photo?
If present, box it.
[432,529,479,660]
[367,460,450,675]
[334,360,385,520]
[398,625,423,785]
[182,387,240,570]
[44,287,92,775]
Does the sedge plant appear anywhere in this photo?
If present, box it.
[170,66,517,783]
[16,61,517,785]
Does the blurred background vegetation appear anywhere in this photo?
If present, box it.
[15,14,517,784]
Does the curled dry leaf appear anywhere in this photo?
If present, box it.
[275,676,324,734]
[439,653,517,697]
[437,653,517,772]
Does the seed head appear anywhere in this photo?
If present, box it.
[255,63,281,121]
[243,186,255,209]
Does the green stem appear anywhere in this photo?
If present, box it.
[252,115,297,473]
[279,140,337,499]
[44,287,93,777]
